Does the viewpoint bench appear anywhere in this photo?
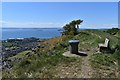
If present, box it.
[98,38,110,52]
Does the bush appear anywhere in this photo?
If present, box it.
[106,28,120,35]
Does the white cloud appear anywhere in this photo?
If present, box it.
[2,21,64,28]
[1,20,119,29]
[80,23,119,29]
[0,20,4,28]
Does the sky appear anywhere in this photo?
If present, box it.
[1,0,120,2]
[1,2,118,29]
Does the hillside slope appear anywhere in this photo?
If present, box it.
[2,29,119,78]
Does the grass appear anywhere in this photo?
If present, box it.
[75,30,119,78]
[5,52,81,78]
[2,29,119,78]
[8,50,31,59]
[114,30,120,38]
[90,53,118,78]
[2,36,82,78]
[85,30,119,78]
[91,53,117,67]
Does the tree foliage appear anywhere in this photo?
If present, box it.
[62,19,83,35]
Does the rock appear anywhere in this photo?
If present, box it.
[2,61,13,70]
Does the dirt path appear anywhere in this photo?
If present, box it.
[55,58,82,78]
[79,51,93,78]
[57,51,94,78]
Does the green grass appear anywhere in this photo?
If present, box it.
[73,30,118,52]
[70,30,119,78]
[3,42,81,78]
[90,53,118,78]
[75,30,119,78]
[91,53,117,67]
[2,29,119,78]
[8,50,31,59]
[114,31,120,38]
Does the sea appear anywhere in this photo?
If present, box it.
[1,28,110,40]
[1,28,62,40]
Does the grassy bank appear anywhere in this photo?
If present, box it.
[2,36,82,78]
[2,29,119,78]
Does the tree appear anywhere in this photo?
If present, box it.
[76,19,83,29]
[62,19,83,35]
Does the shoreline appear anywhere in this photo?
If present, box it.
[2,37,48,60]
[1,37,51,41]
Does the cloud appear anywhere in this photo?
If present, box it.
[81,23,119,29]
[2,21,64,28]
[1,20,119,29]
[0,20,5,28]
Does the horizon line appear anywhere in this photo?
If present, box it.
[1,27,119,29]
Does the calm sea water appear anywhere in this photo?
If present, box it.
[2,28,61,40]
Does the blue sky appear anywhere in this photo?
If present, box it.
[1,2,118,28]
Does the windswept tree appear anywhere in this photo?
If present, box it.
[62,19,83,35]
[76,19,83,29]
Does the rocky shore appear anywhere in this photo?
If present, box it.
[1,37,48,70]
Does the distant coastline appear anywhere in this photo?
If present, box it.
[2,28,62,40]
[1,27,118,40]
[2,27,62,29]
[2,27,118,30]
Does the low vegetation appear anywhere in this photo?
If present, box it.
[91,53,118,78]
[90,29,120,78]
[8,50,31,59]
[2,26,120,78]
[2,36,82,78]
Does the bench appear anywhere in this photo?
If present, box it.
[98,38,109,52]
